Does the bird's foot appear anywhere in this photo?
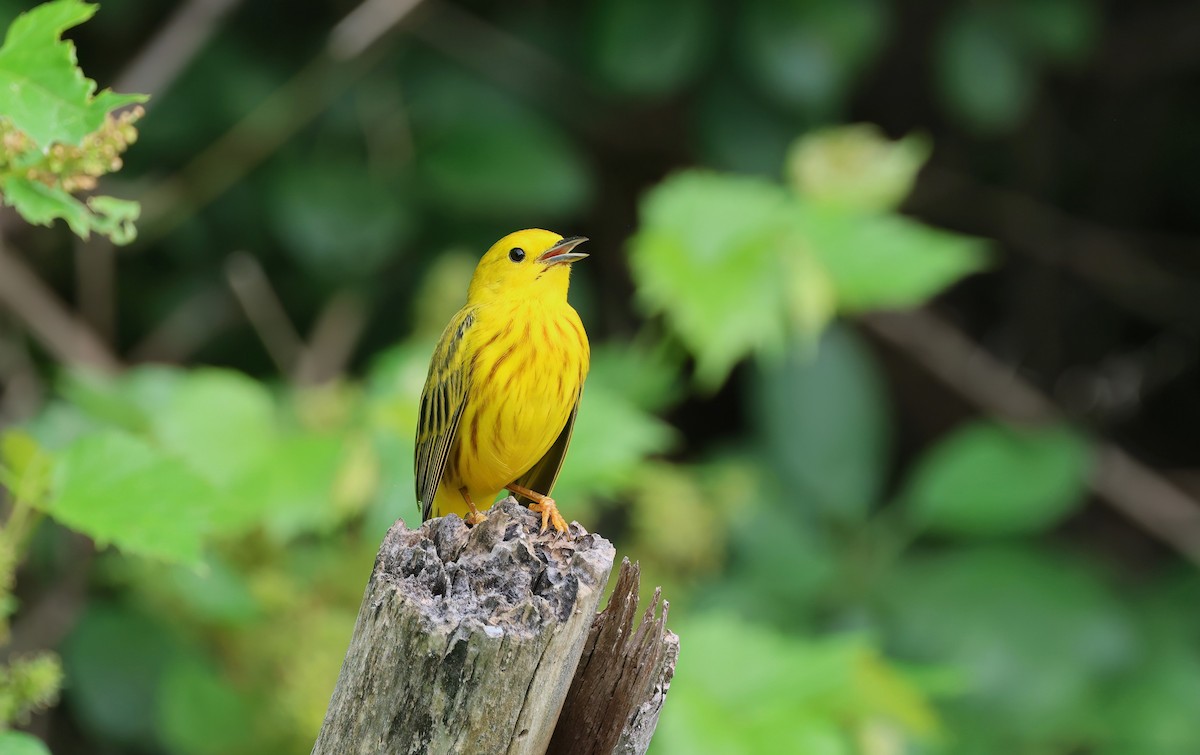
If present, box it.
[459,486,487,526]
[528,498,569,535]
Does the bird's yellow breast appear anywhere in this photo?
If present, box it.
[434,298,589,517]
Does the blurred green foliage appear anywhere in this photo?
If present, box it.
[656,614,940,754]
[2,0,1193,754]
[0,730,52,755]
[935,0,1097,134]
[631,125,987,388]
[902,422,1091,536]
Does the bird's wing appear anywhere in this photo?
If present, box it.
[512,396,580,504]
[415,308,475,520]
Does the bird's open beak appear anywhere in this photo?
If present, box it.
[538,236,589,266]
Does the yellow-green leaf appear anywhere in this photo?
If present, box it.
[49,431,215,564]
[0,430,54,504]
[0,0,147,148]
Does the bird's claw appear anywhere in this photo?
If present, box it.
[465,511,488,527]
[528,498,568,535]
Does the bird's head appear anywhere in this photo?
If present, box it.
[467,229,588,304]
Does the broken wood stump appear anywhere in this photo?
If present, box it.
[548,558,679,755]
[312,497,677,755]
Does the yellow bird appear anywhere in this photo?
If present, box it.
[415,229,590,534]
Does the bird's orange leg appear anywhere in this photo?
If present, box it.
[507,483,569,534]
[458,487,487,526]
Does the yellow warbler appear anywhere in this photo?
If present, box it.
[414,229,590,533]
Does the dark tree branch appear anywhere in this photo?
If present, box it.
[864,309,1200,565]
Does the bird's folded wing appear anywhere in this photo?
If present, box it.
[415,308,475,520]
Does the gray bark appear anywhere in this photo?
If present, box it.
[312,498,615,755]
[547,559,680,755]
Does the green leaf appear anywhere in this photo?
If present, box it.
[1013,0,1098,66]
[0,177,143,244]
[936,8,1036,134]
[365,342,428,443]
[587,0,715,96]
[799,205,989,312]
[1099,576,1200,754]
[1100,638,1200,754]
[629,170,801,387]
[693,75,798,176]
[628,464,724,574]
[752,325,889,518]
[711,481,838,626]
[418,113,592,220]
[57,366,184,435]
[655,614,938,754]
[411,252,477,339]
[49,431,214,564]
[786,124,931,212]
[0,176,90,236]
[0,732,51,755]
[586,342,685,413]
[362,342,430,531]
[736,0,887,115]
[62,603,187,745]
[0,429,54,503]
[902,421,1092,536]
[882,546,1136,742]
[155,558,261,626]
[0,0,147,147]
[20,400,103,452]
[157,657,254,755]
[229,433,347,540]
[782,241,837,344]
[550,382,676,505]
[267,157,417,281]
[406,66,592,220]
[148,370,278,489]
[86,195,141,245]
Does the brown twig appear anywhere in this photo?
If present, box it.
[133,0,425,246]
[911,167,1200,326]
[356,85,416,177]
[113,0,245,100]
[223,252,305,375]
[128,286,240,364]
[409,1,624,143]
[0,237,120,373]
[411,1,595,102]
[73,237,116,347]
[2,535,95,661]
[71,0,244,352]
[863,308,1200,565]
[73,0,247,346]
[1100,3,1200,87]
[0,330,44,422]
[294,292,368,386]
[327,0,424,60]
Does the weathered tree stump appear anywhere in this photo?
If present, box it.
[549,559,680,755]
[313,498,614,755]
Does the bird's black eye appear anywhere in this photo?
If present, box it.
[508,247,526,263]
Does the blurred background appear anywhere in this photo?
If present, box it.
[1,0,1199,752]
